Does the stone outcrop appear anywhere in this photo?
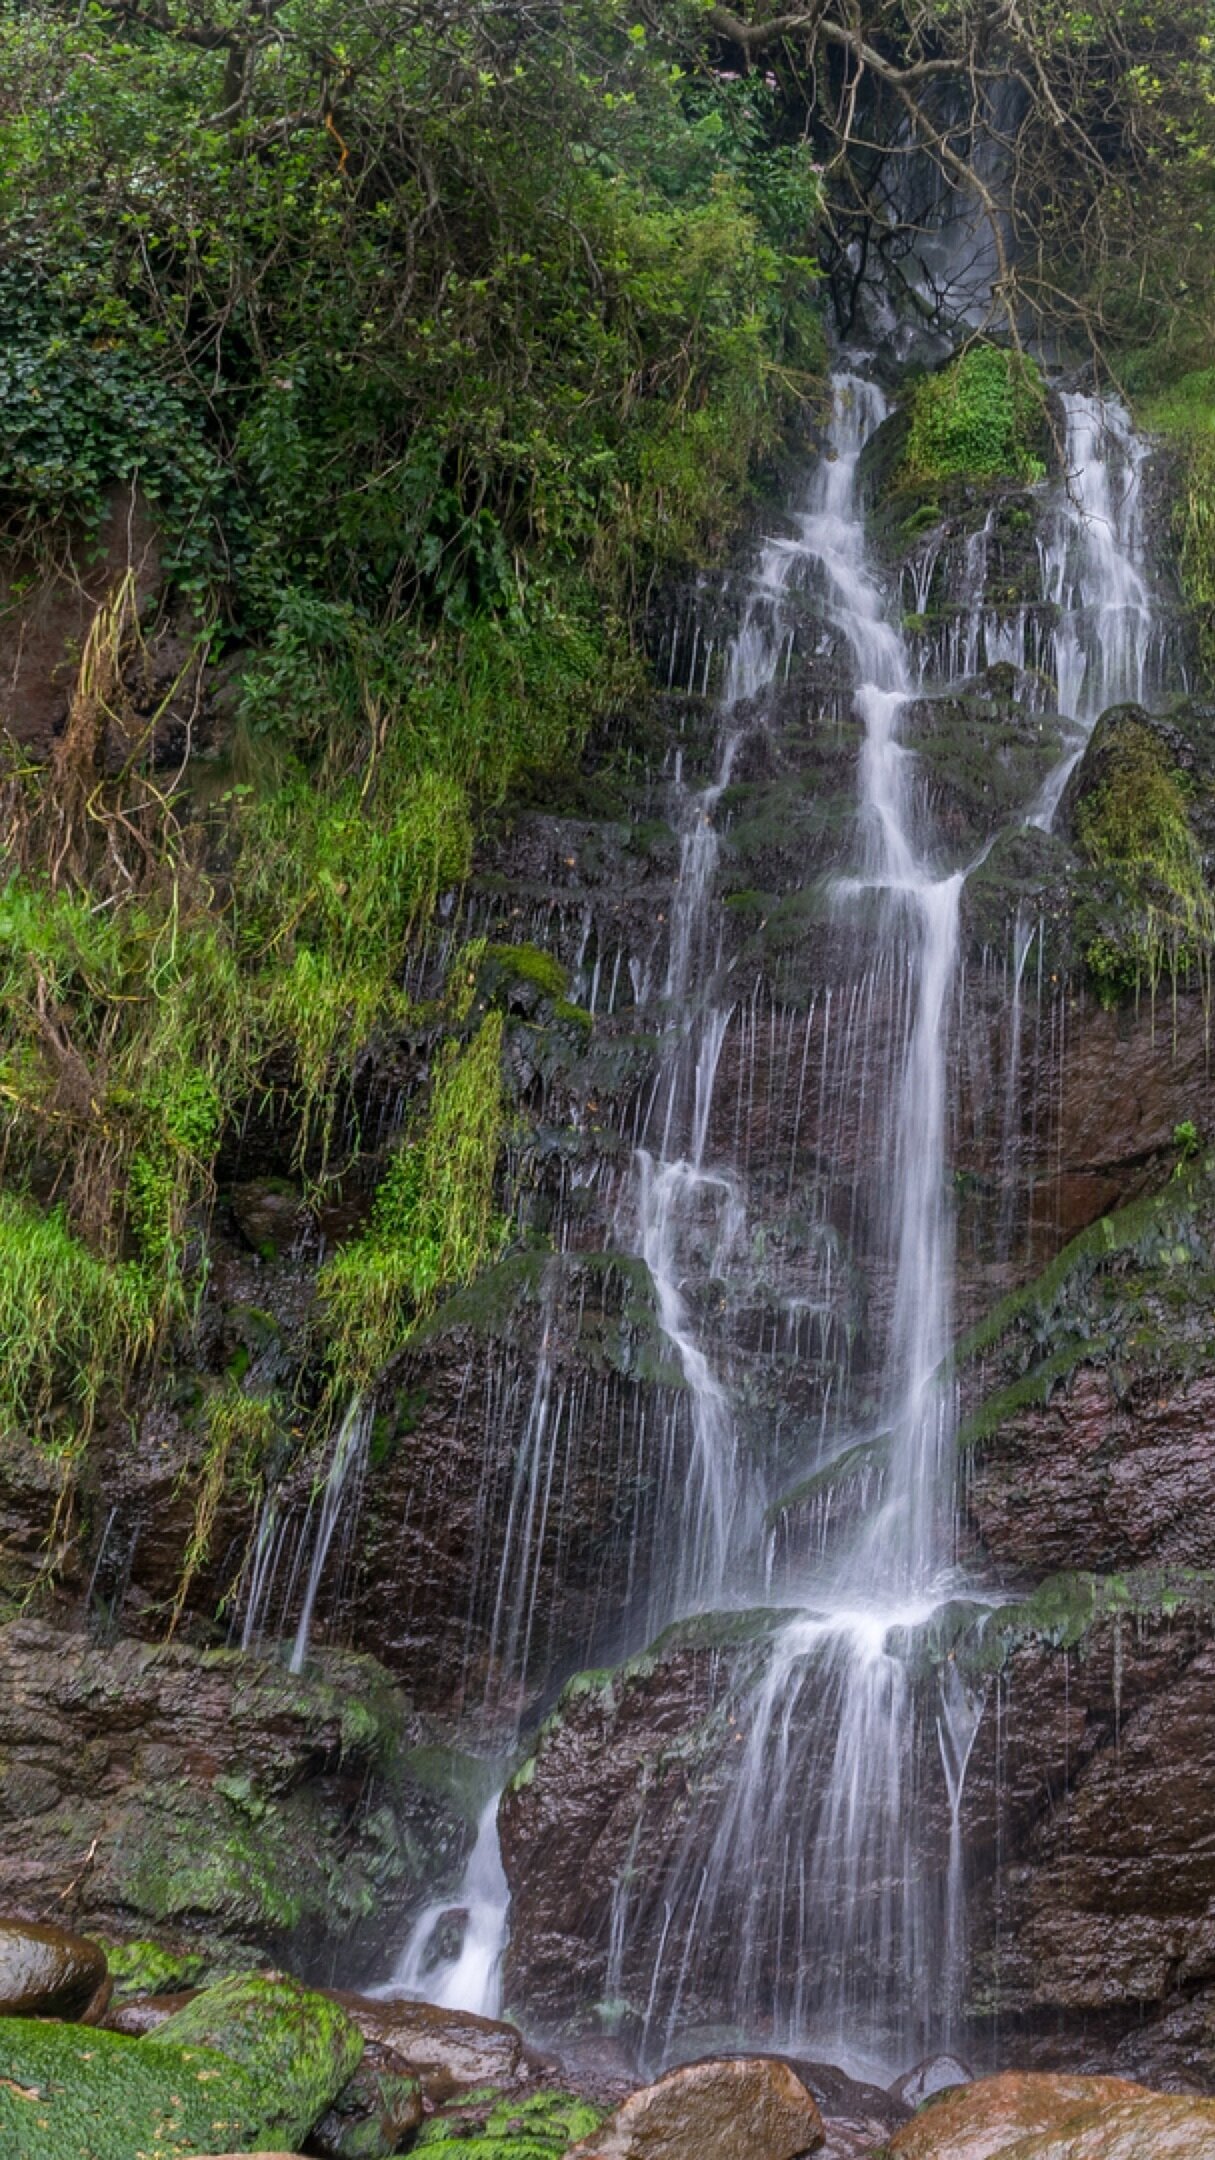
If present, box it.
[0,1621,464,1974]
[0,1919,107,2021]
[565,2056,824,2160]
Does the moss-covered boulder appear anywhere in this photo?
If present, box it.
[413,2085,605,2156]
[0,2016,272,2159]
[147,1973,363,2149]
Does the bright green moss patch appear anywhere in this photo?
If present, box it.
[319,1009,507,1389]
[414,2086,605,2156]
[102,1937,207,2004]
[0,2016,268,2159]
[148,1971,363,2147]
[1075,714,1215,1002]
[902,346,1047,486]
[0,1193,154,1445]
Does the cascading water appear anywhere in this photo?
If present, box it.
[603,369,1164,2072]
[377,363,1165,2062]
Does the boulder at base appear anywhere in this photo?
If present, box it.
[147,1971,364,2149]
[566,2056,824,2160]
[888,2071,1215,2158]
[328,1990,523,2091]
[0,1918,107,2018]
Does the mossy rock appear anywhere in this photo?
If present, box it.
[960,1566,1215,1672]
[413,2085,605,2156]
[102,1936,208,2004]
[147,1972,363,2147]
[0,2016,271,2159]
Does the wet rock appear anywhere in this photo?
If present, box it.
[0,1918,107,2019]
[891,2054,973,2111]
[310,2052,423,2158]
[957,1168,1215,1574]
[105,1988,197,2036]
[148,1972,363,2150]
[229,1178,306,1259]
[326,1989,523,2091]
[565,2056,824,2159]
[790,2059,908,2130]
[886,2070,1215,2158]
[0,1621,428,1970]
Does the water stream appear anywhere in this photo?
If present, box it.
[378,369,1162,2056]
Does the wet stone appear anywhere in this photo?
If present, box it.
[325,1989,523,2092]
[0,1917,107,2019]
[891,2053,973,2111]
[565,2056,825,2160]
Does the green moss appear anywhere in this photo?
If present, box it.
[102,1938,207,2004]
[148,1971,363,2147]
[320,1009,507,1389]
[413,2086,605,2155]
[1075,716,1215,1001]
[0,2016,271,2159]
[955,1166,1211,1368]
[764,1434,890,1524]
[484,942,569,1000]
[963,1568,1215,1673]
[902,347,1047,486]
[957,1344,1103,1450]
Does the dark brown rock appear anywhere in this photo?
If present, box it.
[0,1621,423,1971]
[324,1989,523,2091]
[966,1366,1215,1574]
[0,1918,107,2018]
[890,2055,973,2112]
[566,2056,824,2159]
[105,1989,198,2037]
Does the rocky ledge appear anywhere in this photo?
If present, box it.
[2,1919,1214,2159]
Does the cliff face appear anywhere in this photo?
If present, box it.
[2,362,1215,2094]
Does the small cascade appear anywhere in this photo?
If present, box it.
[288,1394,371,1675]
[619,506,857,1611]
[1032,392,1155,827]
[381,1793,510,2019]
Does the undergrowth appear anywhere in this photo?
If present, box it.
[320,1010,507,1392]
[1075,717,1215,1004]
[902,346,1048,487]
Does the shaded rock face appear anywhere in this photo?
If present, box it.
[566,2056,824,2160]
[500,1581,1215,2083]
[0,1621,454,1975]
[964,1364,1215,1573]
[958,1168,1215,1579]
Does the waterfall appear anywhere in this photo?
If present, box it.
[380,1793,510,2019]
[614,371,1163,2071]
[288,1393,371,1675]
[376,367,1164,2058]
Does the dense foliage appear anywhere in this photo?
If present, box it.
[902,348,1046,486]
[0,0,824,1467]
